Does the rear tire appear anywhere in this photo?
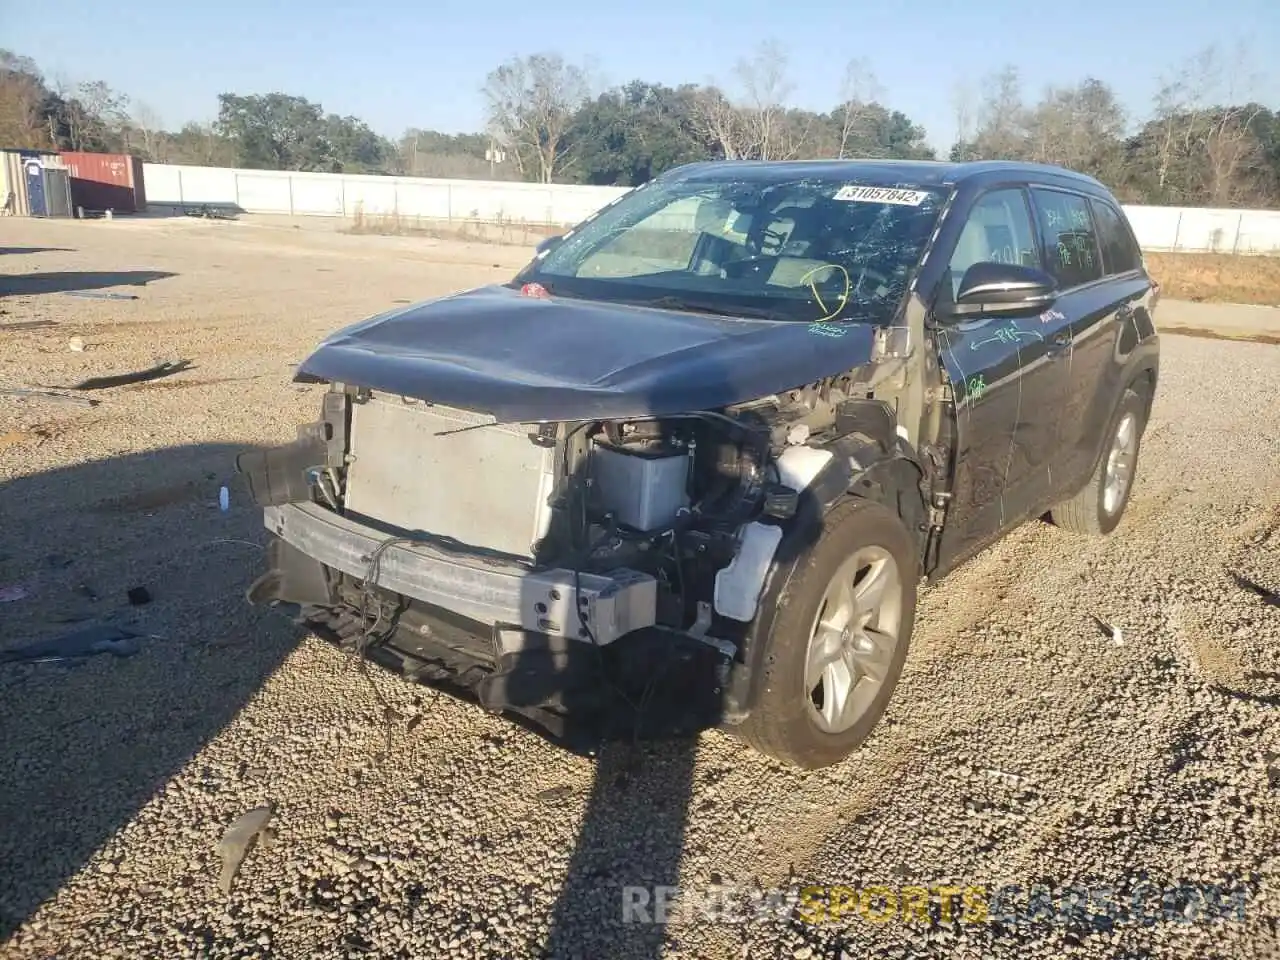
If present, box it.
[736,497,917,770]
[1051,388,1145,536]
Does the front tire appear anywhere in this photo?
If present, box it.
[1050,388,1145,536]
[737,497,917,770]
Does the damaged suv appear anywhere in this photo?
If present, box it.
[238,160,1159,769]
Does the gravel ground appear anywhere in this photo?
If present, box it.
[1,217,1277,960]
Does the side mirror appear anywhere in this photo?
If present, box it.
[535,234,564,256]
[939,262,1058,320]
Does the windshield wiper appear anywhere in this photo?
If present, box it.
[630,296,796,322]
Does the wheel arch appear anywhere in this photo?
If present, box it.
[719,433,928,724]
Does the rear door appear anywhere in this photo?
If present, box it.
[1027,188,1143,497]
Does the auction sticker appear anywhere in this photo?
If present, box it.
[833,185,929,205]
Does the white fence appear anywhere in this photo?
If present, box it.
[141,162,1280,255]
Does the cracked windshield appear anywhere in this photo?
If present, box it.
[528,176,946,323]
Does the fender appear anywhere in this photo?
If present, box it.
[717,432,928,723]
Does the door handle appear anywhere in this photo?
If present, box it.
[1046,331,1071,357]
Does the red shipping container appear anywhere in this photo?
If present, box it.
[58,152,147,214]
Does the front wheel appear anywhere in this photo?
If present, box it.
[736,497,917,770]
[1050,388,1146,536]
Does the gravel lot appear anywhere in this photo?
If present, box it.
[1,217,1277,960]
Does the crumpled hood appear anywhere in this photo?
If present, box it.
[296,284,877,421]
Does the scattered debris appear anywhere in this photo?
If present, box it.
[535,785,574,803]
[46,609,94,624]
[126,586,152,606]
[217,803,276,895]
[0,388,99,407]
[219,485,230,512]
[0,319,57,330]
[0,625,140,664]
[77,582,99,602]
[1232,572,1280,607]
[1090,614,1124,645]
[204,538,263,552]
[182,204,234,221]
[70,358,193,391]
[68,336,85,352]
[63,291,139,301]
[0,583,29,603]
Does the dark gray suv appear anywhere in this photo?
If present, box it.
[238,159,1159,769]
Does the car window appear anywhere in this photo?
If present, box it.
[525,176,947,325]
[1090,199,1141,275]
[1031,189,1102,288]
[945,189,1039,298]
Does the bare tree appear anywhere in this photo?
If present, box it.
[1149,44,1269,205]
[129,101,164,159]
[691,41,808,161]
[734,41,807,160]
[836,58,885,158]
[0,50,53,148]
[950,77,976,157]
[690,85,749,160]
[1022,78,1127,181]
[974,66,1029,159]
[482,53,590,183]
[1200,102,1268,205]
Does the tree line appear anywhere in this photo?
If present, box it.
[2,44,1277,208]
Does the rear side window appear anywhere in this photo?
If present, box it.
[1090,199,1141,275]
[1031,189,1102,288]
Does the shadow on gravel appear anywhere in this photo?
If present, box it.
[0,247,76,256]
[0,270,176,298]
[541,737,700,960]
[0,442,296,941]
[510,349,820,960]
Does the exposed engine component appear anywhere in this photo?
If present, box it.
[257,380,889,649]
[590,438,690,532]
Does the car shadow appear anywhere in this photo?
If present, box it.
[0,442,297,940]
[0,270,176,298]
[392,349,822,958]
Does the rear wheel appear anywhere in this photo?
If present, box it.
[737,497,917,770]
[1051,388,1145,535]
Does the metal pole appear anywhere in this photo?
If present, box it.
[1232,212,1244,255]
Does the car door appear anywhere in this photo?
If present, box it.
[933,187,1061,566]
[1027,188,1137,498]
[1080,198,1153,480]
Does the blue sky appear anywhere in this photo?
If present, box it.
[7,0,1278,153]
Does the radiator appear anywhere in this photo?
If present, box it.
[342,394,556,559]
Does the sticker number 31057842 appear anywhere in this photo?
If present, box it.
[833,185,929,206]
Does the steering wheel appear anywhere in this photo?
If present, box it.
[853,266,892,299]
[761,224,791,253]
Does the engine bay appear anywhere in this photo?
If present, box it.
[274,372,891,642]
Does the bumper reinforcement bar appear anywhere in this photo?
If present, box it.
[263,503,657,644]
